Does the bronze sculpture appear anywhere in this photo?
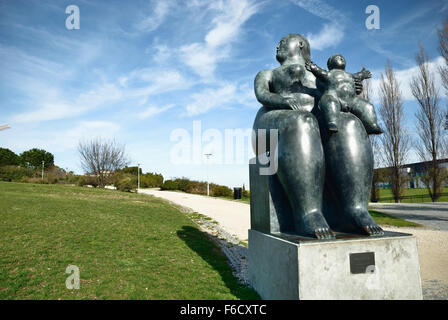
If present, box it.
[305,54,383,134]
[252,34,384,239]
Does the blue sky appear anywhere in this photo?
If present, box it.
[1,0,447,188]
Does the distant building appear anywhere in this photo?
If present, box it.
[375,158,448,189]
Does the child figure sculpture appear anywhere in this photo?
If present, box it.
[305,54,383,134]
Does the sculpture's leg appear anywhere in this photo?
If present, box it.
[318,94,340,133]
[322,113,383,236]
[275,112,334,239]
[350,97,383,135]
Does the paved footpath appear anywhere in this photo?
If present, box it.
[138,189,251,241]
[139,189,448,299]
[369,202,448,230]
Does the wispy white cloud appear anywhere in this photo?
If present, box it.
[290,0,346,51]
[184,81,257,116]
[135,0,173,32]
[119,68,190,94]
[139,104,175,119]
[185,84,236,116]
[359,34,415,68]
[147,43,172,63]
[0,120,121,154]
[0,45,72,80]
[179,0,261,78]
[11,83,123,123]
[65,121,121,147]
[307,23,344,51]
[289,0,346,23]
[369,56,445,102]
[10,65,191,124]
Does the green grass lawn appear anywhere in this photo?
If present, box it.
[217,195,251,204]
[0,182,259,300]
[377,187,448,203]
[368,210,421,227]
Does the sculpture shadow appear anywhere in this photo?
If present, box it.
[176,226,259,300]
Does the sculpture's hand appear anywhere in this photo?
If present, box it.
[285,97,302,110]
[361,67,372,79]
[305,60,314,72]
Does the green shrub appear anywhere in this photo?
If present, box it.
[19,148,54,169]
[117,166,142,176]
[67,174,81,185]
[114,168,163,188]
[160,180,179,190]
[140,173,164,188]
[0,148,19,166]
[0,164,76,185]
[186,180,207,194]
[112,172,137,192]
[115,177,136,192]
[242,184,249,198]
[161,177,234,197]
[177,178,191,192]
[211,185,233,197]
[77,175,99,188]
[145,172,164,187]
[21,177,46,184]
[0,165,35,182]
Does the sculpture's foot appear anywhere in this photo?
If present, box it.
[345,208,384,236]
[361,224,384,236]
[300,211,335,239]
[313,227,336,239]
[327,122,338,133]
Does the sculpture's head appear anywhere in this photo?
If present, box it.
[327,54,346,70]
[276,34,310,64]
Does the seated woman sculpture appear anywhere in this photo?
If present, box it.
[252,34,383,239]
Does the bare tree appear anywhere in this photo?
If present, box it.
[378,61,410,203]
[78,138,129,188]
[362,77,382,202]
[438,18,448,94]
[438,18,448,131]
[410,44,447,201]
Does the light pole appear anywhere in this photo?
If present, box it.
[204,153,212,196]
[137,163,140,190]
[41,160,45,180]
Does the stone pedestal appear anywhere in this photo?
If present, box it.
[248,229,423,300]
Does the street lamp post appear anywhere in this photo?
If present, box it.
[41,161,45,180]
[204,153,212,196]
[137,163,140,191]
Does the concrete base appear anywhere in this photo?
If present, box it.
[248,229,423,300]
